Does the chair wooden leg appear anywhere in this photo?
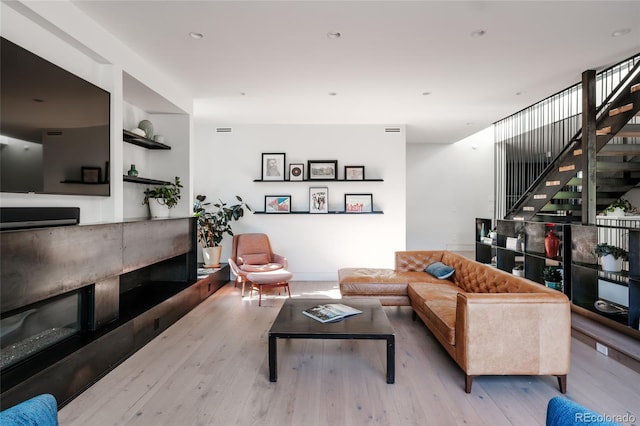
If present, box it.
[286,283,291,298]
[465,375,476,393]
[556,375,567,394]
[258,285,263,306]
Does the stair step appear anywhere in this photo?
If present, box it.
[617,123,640,137]
[567,177,582,185]
[609,103,634,117]
[559,164,576,172]
[553,191,581,199]
[632,83,640,93]
[546,180,561,186]
[597,126,612,135]
[598,144,640,156]
[574,149,582,156]
[597,161,640,171]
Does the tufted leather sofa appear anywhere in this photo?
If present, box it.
[339,250,571,393]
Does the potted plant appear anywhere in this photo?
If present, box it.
[543,266,563,291]
[604,198,632,217]
[143,176,182,218]
[194,194,251,267]
[594,243,628,272]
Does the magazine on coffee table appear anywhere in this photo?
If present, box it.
[302,303,363,323]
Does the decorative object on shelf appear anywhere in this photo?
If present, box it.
[604,197,632,217]
[265,195,291,213]
[345,165,365,180]
[506,237,519,251]
[512,265,524,277]
[138,119,154,138]
[127,164,138,177]
[594,243,628,273]
[194,194,251,267]
[544,227,561,258]
[288,163,304,181]
[515,231,525,252]
[129,127,146,137]
[261,153,286,181]
[81,166,101,183]
[345,193,373,213]
[153,134,164,143]
[480,223,486,239]
[309,187,328,213]
[143,176,182,218]
[488,228,497,241]
[308,160,338,180]
[543,266,563,291]
[594,299,628,314]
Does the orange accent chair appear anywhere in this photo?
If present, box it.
[228,233,291,305]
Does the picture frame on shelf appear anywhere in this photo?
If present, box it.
[81,166,101,183]
[345,193,373,213]
[265,195,291,213]
[289,163,304,181]
[261,153,286,181]
[344,165,365,180]
[309,187,329,214]
[308,160,337,180]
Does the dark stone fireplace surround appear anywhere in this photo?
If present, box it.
[0,212,207,409]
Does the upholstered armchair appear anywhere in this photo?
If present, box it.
[228,233,288,296]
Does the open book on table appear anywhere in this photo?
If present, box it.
[302,303,363,323]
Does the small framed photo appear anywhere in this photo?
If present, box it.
[262,153,286,181]
[345,193,373,213]
[344,165,365,181]
[265,195,291,213]
[81,166,101,183]
[289,163,304,181]
[309,187,329,214]
[308,160,337,180]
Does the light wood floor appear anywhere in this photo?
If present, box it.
[59,281,639,426]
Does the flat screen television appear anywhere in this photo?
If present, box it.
[0,37,111,196]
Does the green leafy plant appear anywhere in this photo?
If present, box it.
[143,176,182,208]
[543,266,562,282]
[604,198,632,213]
[594,243,628,260]
[193,194,251,247]
[513,264,523,271]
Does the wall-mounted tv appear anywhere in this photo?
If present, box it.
[0,37,111,196]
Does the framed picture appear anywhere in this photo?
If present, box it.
[265,195,291,213]
[308,160,337,180]
[81,166,101,183]
[289,163,304,181]
[262,153,286,181]
[345,193,373,213]
[344,165,365,180]
[309,187,329,214]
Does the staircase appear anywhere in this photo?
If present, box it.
[505,67,640,221]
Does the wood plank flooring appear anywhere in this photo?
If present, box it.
[59,281,640,426]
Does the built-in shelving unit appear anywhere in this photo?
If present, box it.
[123,176,170,186]
[253,179,384,182]
[254,210,383,214]
[122,129,171,150]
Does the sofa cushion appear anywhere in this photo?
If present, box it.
[425,262,455,279]
[408,282,459,346]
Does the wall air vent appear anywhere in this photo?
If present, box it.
[384,127,401,133]
[216,127,232,133]
[46,131,63,136]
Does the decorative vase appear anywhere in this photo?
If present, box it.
[202,246,222,268]
[608,207,625,217]
[148,199,170,219]
[127,164,138,177]
[601,254,623,273]
[512,268,524,277]
[480,223,486,239]
[545,281,563,291]
[545,229,560,258]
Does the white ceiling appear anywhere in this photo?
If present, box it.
[72,1,640,144]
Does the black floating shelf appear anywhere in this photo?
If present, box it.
[123,129,171,150]
[253,179,384,182]
[60,180,108,185]
[123,175,171,185]
[253,210,384,215]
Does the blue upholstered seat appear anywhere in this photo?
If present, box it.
[0,394,58,426]
[546,396,621,426]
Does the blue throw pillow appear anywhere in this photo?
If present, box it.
[425,262,455,279]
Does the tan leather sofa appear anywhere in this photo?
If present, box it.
[339,250,571,393]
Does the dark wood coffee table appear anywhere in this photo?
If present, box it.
[268,298,395,383]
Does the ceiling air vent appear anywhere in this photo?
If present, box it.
[216,127,232,133]
[385,127,401,133]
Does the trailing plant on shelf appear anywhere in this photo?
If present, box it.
[143,176,182,208]
[193,194,251,248]
[593,243,628,260]
[604,197,632,215]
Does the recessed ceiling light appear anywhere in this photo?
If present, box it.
[327,31,341,39]
[515,92,523,96]
[470,29,486,38]
[189,32,204,39]
[611,28,631,37]
[421,92,431,96]
[32,98,44,103]
[240,92,246,96]
[328,92,338,96]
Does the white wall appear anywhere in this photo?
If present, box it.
[193,123,406,281]
[406,126,494,251]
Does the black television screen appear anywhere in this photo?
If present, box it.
[0,37,111,196]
